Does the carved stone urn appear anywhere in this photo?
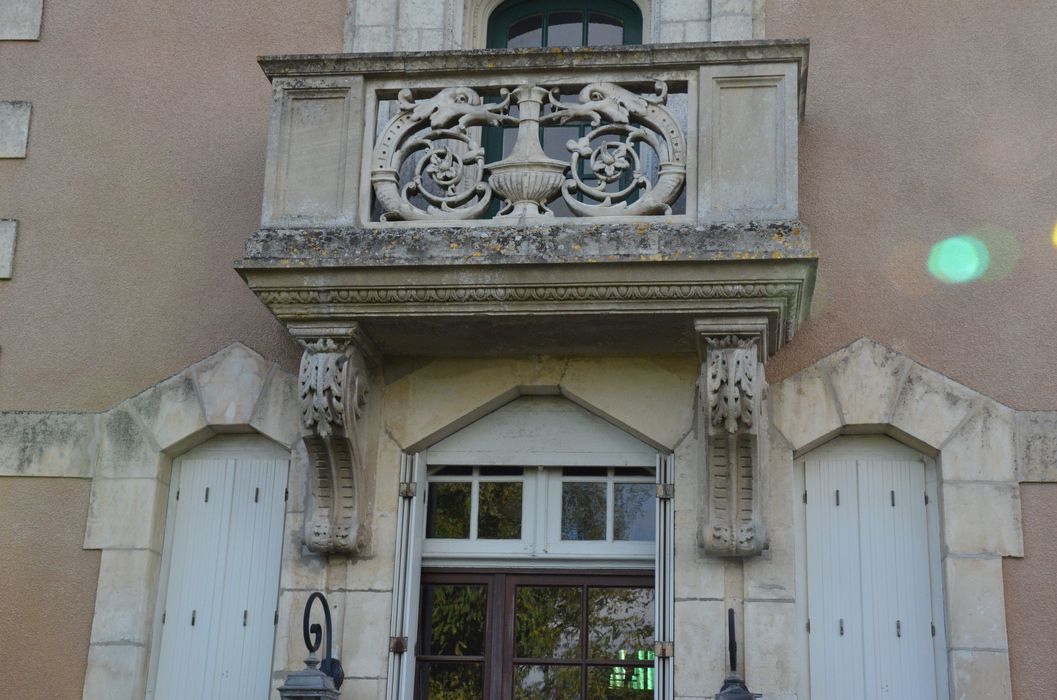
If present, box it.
[487,85,568,218]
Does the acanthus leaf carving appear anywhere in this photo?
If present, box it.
[698,330,768,557]
[299,337,371,556]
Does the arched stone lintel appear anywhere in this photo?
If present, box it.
[767,336,1023,700]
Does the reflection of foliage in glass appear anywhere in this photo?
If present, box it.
[423,661,483,700]
[515,586,581,659]
[478,482,522,539]
[426,482,471,538]
[613,483,654,541]
[561,482,606,540]
[514,664,581,700]
[588,587,655,659]
[422,584,487,656]
[589,661,654,698]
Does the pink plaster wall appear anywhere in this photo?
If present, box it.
[765,0,1057,409]
[0,0,343,411]
[1004,484,1057,700]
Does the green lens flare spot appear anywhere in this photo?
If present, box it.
[927,235,990,284]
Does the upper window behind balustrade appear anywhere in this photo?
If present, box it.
[486,0,643,49]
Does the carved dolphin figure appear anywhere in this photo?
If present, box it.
[398,86,509,130]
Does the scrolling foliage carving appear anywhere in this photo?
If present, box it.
[700,335,767,557]
[299,338,370,555]
[371,81,686,221]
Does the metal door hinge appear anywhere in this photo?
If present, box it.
[802,490,807,504]
[653,641,674,658]
[805,619,810,634]
[191,610,197,626]
[254,487,260,503]
[656,484,674,500]
[835,489,840,506]
[890,490,896,507]
[399,481,417,499]
[175,489,180,501]
[243,610,248,627]
[390,636,408,654]
[285,488,289,502]
[204,487,210,503]
[274,609,279,625]
[162,611,166,624]
[925,492,929,505]
[931,622,936,637]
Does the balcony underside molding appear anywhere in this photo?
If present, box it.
[238,243,815,358]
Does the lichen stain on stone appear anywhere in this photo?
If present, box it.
[105,410,147,462]
[7,414,85,473]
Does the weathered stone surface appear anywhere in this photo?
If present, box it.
[338,590,391,678]
[0,411,93,476]
[250,365,300,448]
[82,643,149,700]
[89,549,160,645]
[278,511,327,591]
[0,101,31,157]
[0,0,42,39]
[942,483,1023,557]
[194,342,270,426]
[942,402,1016,482]
[821,337,909,426]
[743,600,799,700]
[561,355,697,449]
[337,677,385,700]
[1015,410,1057,481]
[743,426,796,600]
[0,219,16,278]
[950,649,1013,700]
[945,557,1009,650]
[94,408,162,478]
[890,364,979,449]
[673,502,725,600]
[243,221,814,266]
[672,600,726,696]
[84,477,168,550]
[770,364,842,451]
[127,367,209,452]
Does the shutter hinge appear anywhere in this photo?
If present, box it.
[925,492,929,505]
[285,488,289,502]
[399,481,417,499]
[390,636,408,654]
[162,611,166,624]
[656,484,674,500]
[805,619,810,634]
[835,489,840,506]
[204,487,209,503]
[274,609,279,625]
[931,622,936,637]
[254,487,260,503]
[653,641,674,658]
[802,490,807,504]
[891,490,896,507]
[191,610,196,626]
[175,489,180,501]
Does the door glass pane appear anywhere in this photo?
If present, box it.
[421,584,488,656]
[478,481,523,539]
[561,482,606,540]
[507,14,543,48]
[420,661,484,699]
[426,482,471,538]
[587,664,654,698]
[613,483,655,541]
[514,664,581,700]
[546,11,584,47]
[587,587,655,659]
[587,13,624,46]
[515,586,581,659]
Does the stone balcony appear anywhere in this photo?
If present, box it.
[238,41,815,358]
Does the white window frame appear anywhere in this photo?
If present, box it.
[385,396,674,700]
[792,435,949,700]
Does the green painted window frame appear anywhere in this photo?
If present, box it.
[486,0,643,49]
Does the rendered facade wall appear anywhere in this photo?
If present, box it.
[0,477,99,699]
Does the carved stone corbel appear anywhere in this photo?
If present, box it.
[295,325,377,556]
[696,319,769,557]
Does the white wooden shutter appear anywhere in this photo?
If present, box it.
[806,456,937,700]
[154,447,288,700]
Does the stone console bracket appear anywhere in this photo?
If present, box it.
[294,323,378,556]
[696,317,768,557]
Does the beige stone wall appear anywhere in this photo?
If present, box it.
[0,477,99,698]
[0,0,343,412]
[764,0,1057,410]
[1004,484,1057,700]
